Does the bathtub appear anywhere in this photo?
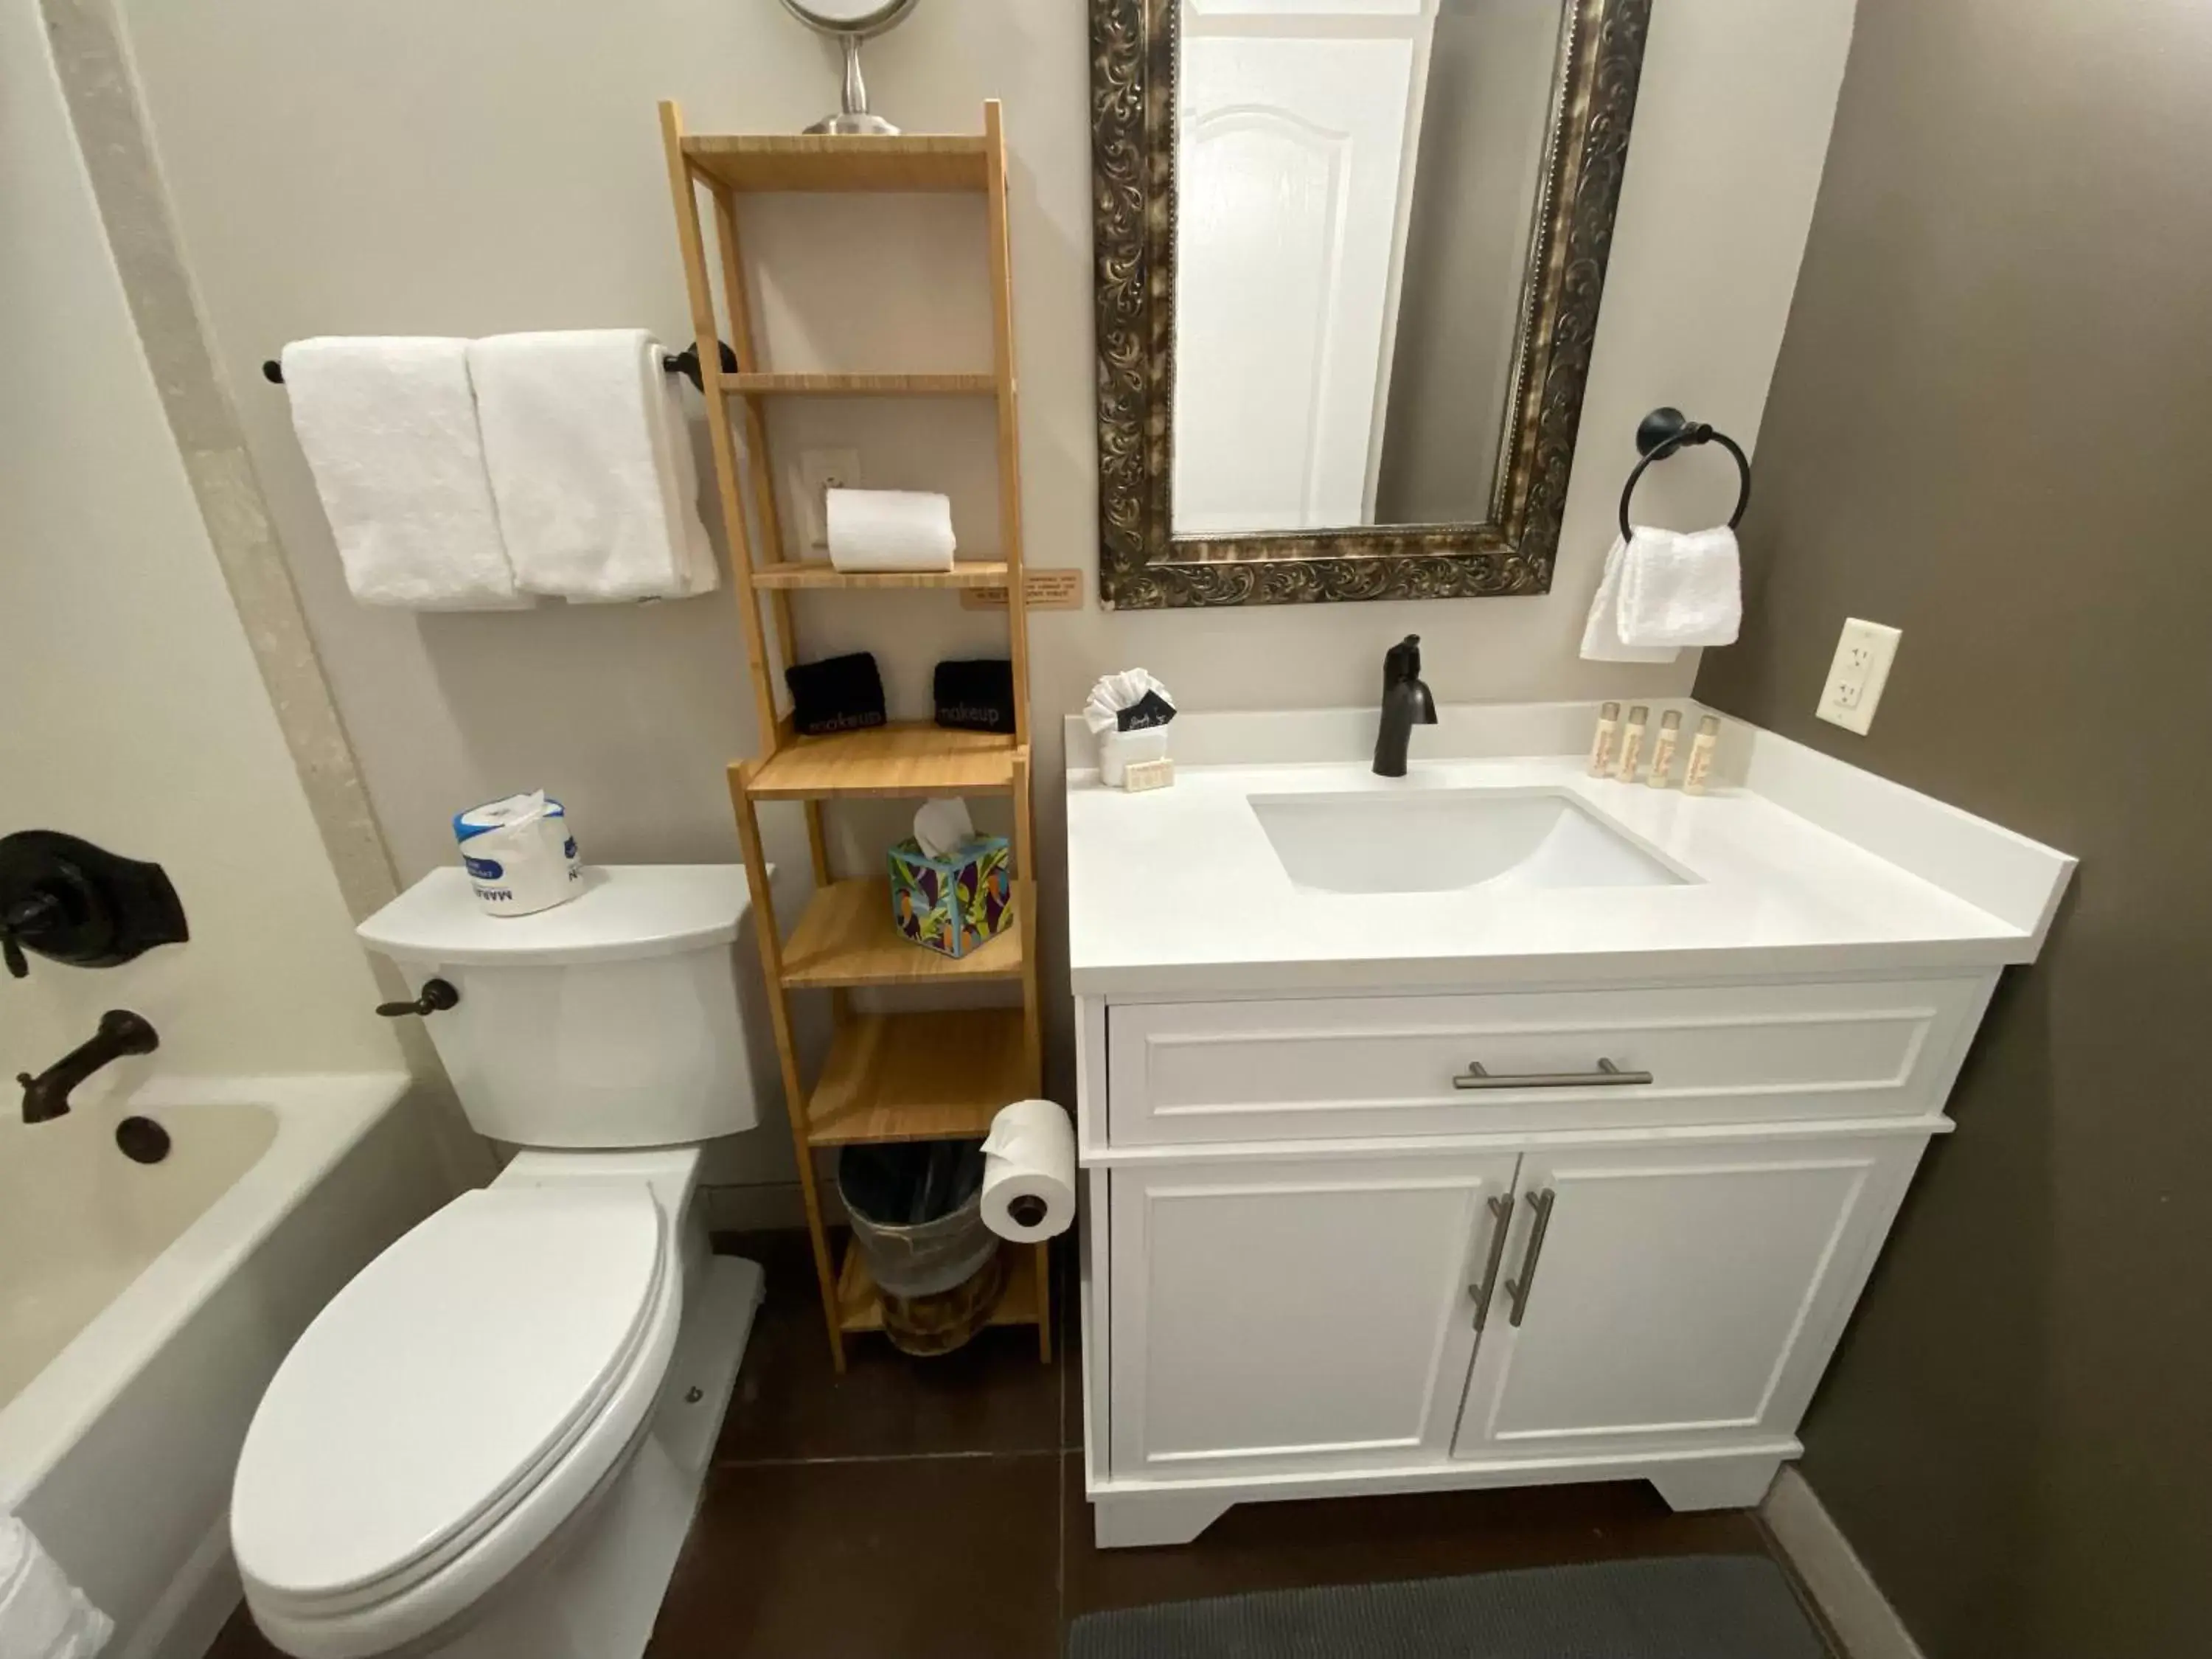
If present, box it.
[1,1074,454,1659]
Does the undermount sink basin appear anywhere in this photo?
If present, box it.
[1249,788,1688,895]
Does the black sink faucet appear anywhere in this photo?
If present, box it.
[17,1009,159,1124]
[1372,635,1438,777]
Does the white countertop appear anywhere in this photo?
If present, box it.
[1064,706,2074,998]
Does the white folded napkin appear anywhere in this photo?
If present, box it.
[825,489,957,573]
[1580,526,1742,661]
[280,337,529,610]
[468,330,717,602]
[1,1512,113,1659]
[1082,669,1175,735]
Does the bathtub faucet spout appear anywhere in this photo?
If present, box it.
[17,1009,159,1123]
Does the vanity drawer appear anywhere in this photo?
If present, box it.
[1106,978,1988,1146]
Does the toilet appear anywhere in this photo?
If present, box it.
[230,865,771,1659]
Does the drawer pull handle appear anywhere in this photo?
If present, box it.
[1504,1187,1557,1329]
[1453,1057,1653,1091]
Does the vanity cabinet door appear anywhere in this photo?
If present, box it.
[1110,1152,1519,1478]
[1452,1135,1924,1462]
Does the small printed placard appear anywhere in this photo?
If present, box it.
[959,568,1085,611]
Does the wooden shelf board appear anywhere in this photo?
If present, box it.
[835,1234,1042,1333]
[782,878,1022,990]
[684,133,990,195]
[805,1008,1029,1146]
[725,372,995,397]
[742,726,1018,799]
[750,560,1010,591]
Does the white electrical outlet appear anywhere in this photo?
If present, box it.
[1816,617,1902,734]
[794,448,861,552]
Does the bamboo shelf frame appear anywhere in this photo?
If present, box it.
[661,99,1046,1374]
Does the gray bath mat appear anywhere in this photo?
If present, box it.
[1068,1554,1828,1658]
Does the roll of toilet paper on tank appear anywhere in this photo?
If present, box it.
[979,1099,1077,1243]
[454,791,582,917]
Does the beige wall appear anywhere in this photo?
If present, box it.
[111,0,1854,1179]
[0,0,400,1088]
[1693,1,2212,1653]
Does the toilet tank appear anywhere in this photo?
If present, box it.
[358,866,768,1150]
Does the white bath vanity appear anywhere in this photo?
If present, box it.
[1064,704,2073,1548]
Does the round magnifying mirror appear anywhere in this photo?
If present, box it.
[779,0,921,135]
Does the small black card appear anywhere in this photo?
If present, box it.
[785,652,887,737]
[934,658,1016,733]
[1117,689,1177,732]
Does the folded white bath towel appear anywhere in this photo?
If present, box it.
[1617,524,1741,650]
[468,330,717,602]
[280,338,529,610]
[825,488,957,573]
[1579,526,1742,661]
[1,1512,113,1659]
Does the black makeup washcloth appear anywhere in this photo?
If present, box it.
[933,658,1016,733]
[786,652,887,737]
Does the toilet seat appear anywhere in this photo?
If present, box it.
[232,1180,681,1656]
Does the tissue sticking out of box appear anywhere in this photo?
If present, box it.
[1085,669,1176,787]
[913,798,976,861]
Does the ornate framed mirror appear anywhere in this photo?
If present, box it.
[1093,0,1653,608]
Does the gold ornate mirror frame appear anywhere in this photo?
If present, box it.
[1092,0,1654,608]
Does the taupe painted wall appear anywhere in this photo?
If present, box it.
[1693,1,2212,1654]
[106,0,1854,1193]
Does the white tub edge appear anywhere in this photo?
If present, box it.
[0,1071,410,1506]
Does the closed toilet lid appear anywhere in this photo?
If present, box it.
[232,1183,664,1603]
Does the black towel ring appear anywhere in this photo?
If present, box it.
[1617,407,1752,541]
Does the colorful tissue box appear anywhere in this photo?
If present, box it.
[888,835,1013,959]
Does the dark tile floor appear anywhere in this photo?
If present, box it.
[210,1229,1832,1659]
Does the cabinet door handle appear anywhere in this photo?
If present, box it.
[1453,1057,1652,1091]
[1467,1193,1514,1331]
[1504,1187,1557,1328]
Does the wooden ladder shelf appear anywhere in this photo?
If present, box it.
[658,100,1047,1373]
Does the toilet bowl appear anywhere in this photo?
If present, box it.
[232,867,773,1659]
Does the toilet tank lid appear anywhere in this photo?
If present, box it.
[358,864,764,966]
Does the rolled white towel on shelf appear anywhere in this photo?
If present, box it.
[279,337,529,610]
[825,488,956,573]
[468,330,718,602]
[1,1512,114,1659]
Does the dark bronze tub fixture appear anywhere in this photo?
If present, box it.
[17,1009,160,1124]
[115,1115,173,1164]
[0,830,188,980]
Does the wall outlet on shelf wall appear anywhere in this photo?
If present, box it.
[795,448,861,552]
[1816,618,1902,734]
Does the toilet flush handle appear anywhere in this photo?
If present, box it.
[376,978,459,1018]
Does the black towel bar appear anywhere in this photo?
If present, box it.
[260,340,738,392]
[1618,406,1752,541]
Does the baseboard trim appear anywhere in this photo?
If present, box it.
[1761,1468,1925,1659]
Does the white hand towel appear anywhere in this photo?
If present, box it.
[280,338,529,610]
[1616,524,1742,650]
[468,330,718,602]
[1580,532,1679,663]
[1,1512,113,1659]
[825,489,956,573]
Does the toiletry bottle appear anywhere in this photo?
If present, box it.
[1683,714,1721,795]
[1615,704,1649,781]
[1587,702,1621,777]
[1646,710,1682,787]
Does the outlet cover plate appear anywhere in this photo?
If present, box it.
[1816,617,1902,734]
[795,448,861,552]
